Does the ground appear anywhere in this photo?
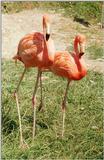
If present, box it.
[2,8,104,73]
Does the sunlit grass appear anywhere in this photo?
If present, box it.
[2,60,103,159]
[87,43,104,60]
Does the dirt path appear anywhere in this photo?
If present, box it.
[2,9,104,74]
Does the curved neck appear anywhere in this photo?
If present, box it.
[42,18,55,65]
[42,18,48,59]
[74,39,79,55]
[43,22,45,37]
[43,35,48,58]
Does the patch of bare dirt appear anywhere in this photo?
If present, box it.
[2,9,104,74]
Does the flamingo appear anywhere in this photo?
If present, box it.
[13,15,55,148]
[49,34,87,137]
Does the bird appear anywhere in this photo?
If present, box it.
[13,15,55,148]
[49,34,87,137]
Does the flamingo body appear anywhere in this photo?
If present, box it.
[50,51,87,80]
[13,15,56,147]
[49,34,87,137]
[13,32,55,69]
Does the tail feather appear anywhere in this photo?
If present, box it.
[13,54,21,65]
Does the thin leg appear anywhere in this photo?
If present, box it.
[61,80,71,138]
[38,71,44,111]
[32,70,41,141]
[14,68,27,94]
[14,68,28,148]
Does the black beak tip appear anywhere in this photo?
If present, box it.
[46,34,50,41]
[79,52,84,58]
[80,52,84,56]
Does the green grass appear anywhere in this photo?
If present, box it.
[61,2,102,24]
[2,60,103,159]
[87,43,104,60]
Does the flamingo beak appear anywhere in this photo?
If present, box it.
[46,23,50,41]
[46,34,50,41]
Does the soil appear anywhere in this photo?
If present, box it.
[2,9,104,74]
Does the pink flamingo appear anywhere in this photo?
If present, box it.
[50,34,87,137]
[13,15,55,147]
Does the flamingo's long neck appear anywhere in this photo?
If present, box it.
[73,39,83,72]
[42,19,49,65]
[43,35,49,63]
[43,36,55,66]
[42,20,55,66]
[43,18,46,35]
[74,39,79,55]
[42,26,54,66]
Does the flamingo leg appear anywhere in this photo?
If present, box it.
[14,68,27,93]
[61,80,71,138]
[32,69,41,141]
[14,68,28,148]
[38,71,44,112]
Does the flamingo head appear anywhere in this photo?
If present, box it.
[43,15,51,41]
[75,34,86,57]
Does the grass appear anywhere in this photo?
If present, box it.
[87,43,104,60]
[2,60,103,159]
[2,2,102,24]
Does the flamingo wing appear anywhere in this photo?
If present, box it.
[51,51,78,78]
[15,32,45,67]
